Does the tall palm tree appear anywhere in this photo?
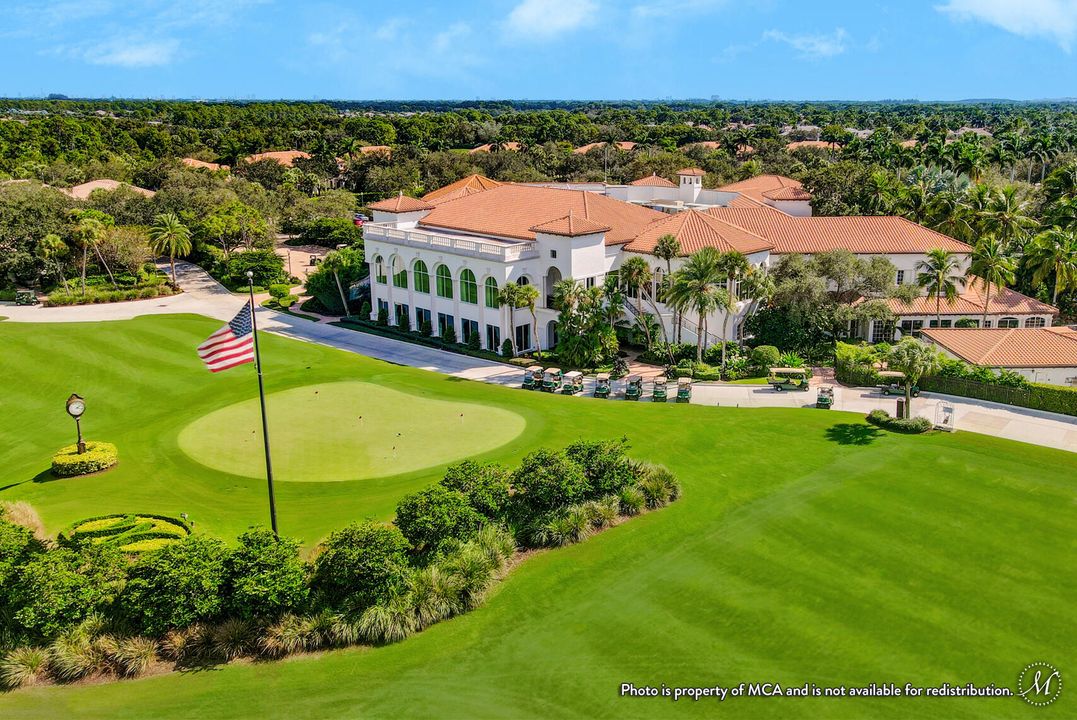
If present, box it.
[968,236,1016,327]
[1026,227,1077,305]
[148,213,193,284]
[916,248,964,327]
[72,214,112,293]
[886,338,942,419]
[982,185,1037,250]
[497,282,523,354]
[715,251,749,370]
[551,277,584,313]
[618,256,653,315]
[36,233,70,293]
[653,233,681,338]
[666,247,730,362]
[517,283,541,358]
[320,250,351,316]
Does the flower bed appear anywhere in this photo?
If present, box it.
[50,441,118,477]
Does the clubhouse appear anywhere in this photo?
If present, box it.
[364,172,1055,352]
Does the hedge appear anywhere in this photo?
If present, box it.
[920,375,1077,418]
[45,285,176,307]
[866,410,932,434]
[835,342,881,387]
[51,441,118,477]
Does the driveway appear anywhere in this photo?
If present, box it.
[5,261,1075,453]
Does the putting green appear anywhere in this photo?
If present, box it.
[177,381,525,482]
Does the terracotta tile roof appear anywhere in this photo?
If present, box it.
[922,327,1077,368]
[245,150,311,167]
[628,173,676,188]
[786,140,839,151]
[422,174,501,204]
[368,193,435,213]
[63,179,155,200]
[574,141,636,154]
[676,167,706,176]
[625,209,773,256]
[418,184,666,244]
[762,186,813,201]
[885,276,1058,317]
[468,142,522,154]
[181,157,224,171]
[529,214,611,237]
[717,175,805,204]
[706,205,972,255]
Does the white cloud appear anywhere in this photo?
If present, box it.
[374,18,407,42]
[937,0,1077,51]
[504,0,599,40]
[80,38,180,67]
[763,28,848,58]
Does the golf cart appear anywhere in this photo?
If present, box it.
[676,377,692,403]
[14,288,38,306]
[625,374,643,401]
[651,376,668,403]
[562,370,584,395]
[523,365,543,390]
[816,386,834,409]
[767,367,810,392]
[542,368,563,393]
[594,373,611,399]
[878,370,918,397]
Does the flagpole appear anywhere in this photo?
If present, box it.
[247,271,279,537]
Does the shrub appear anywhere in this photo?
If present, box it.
[750,345,781,372]
[268,283,291,300]
[439,460,511,519]
[582,496,620,529]
[564,438,637,498]
[120,535,230,636]
[470,525,516,573]
[211,618,256,661]
[51,441,118,477]
[441,325,457,344]
[501,338,514,358]
[160,622,212,662]
[111,636,157,677]
[48,629,105,681]
[636,464,681,509]
[359,300,372,319]
[356,593,417,645]
[0,647,50,688]
[395,486,483,557]
[420,319,433,337]
[533,506,593,547]
[618,485,646,516]
[466,331,481,351]
[376,306,389,326]
[438,543,496,610]
[222,249,286,288]
[509,449,588,518]
[224,528,308,620]
[866,409,932,434]
[406,565,461,629]
[260,613,319,657]
[310,521,410,613]
[298,217,362,248]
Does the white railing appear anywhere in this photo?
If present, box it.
[366,223,539,262]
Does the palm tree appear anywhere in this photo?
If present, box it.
[551,277,584,313]
[968,236,1016,327]
[1026,227,1077,305]
[886,338,942,418]
[36,233,70,293]
[715,251,749,370]
[653,233,681,338]
[618,256,653,315]
[71,214,113,293]
[666,247,730,362]
[916,248,964,328]
[320,250,351,316]
[497,282,523,354]
[517,283,540,358]
[982,185,1037,250]
[148,213,193,284]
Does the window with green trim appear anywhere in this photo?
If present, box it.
[435,264,453,298]
[392,260,407,289]
[414,260,430,293]
[460,269,478,304]
[485,277,499,308]
[374,255,386,284]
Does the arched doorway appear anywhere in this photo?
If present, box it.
[544,267,562,309]
[546,320,558,350]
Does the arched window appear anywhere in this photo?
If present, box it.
[1024,317,1046,328]
[413,260,430,293]
[998,317,1019,328]
[460,269,478,304]
[374,255,386,284]
[518,275,530,286]
[485,277,499,308]
[392,257,407,289]
[435,264,453,298]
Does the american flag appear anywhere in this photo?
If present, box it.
[198,306,256,372]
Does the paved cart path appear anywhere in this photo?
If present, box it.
[5,261,1075,453]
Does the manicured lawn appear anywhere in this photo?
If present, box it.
[725,375,770,384]
[0,315,1074,719]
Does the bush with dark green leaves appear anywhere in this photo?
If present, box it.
[298,217,362,248]
[501,338,515,358]
[439,460,512,519]
[441,325,457,344]
[510,449,588,517]
[223,249,286,288]
[119,535,230,636]
[866,409,932,434]
[310,521,410,613]
[224,528,309,620]
[564,437,639,498]
[395,486,483,557]
[750,345,781,372]
[268,283,291,300]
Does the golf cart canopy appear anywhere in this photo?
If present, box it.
[627,374,642,383]
[654,376,667,384]
[678,377,692,386]
[563,371,583,379]
[596,373,611,381]
[878,370,905,379]
[526,365,543,372]
[769,367,807,375]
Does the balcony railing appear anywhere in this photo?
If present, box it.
[365,223,539,262]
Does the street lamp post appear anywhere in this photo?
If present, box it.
[66,393,86,454]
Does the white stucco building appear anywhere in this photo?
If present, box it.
[363,171,1049,354]
[922,327,1077,386]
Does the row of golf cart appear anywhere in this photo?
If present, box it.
[522,366,691,402]
[767,367,835,409]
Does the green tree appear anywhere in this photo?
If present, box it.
[715,251,749,370]
[916,248,964,327]
[35,233,70,292]
[886,338,942,418]
[1026,227,1077,305]
[509,449,588,517]
[70,210,115,293]
[395,486,483,557]
[439,460,512,519]
[497,282,524,355]
[653,233,682,339]
[319,250,352,317]
[968,236,1016,327]
[148,212,192,284]
[667,247,731,362]
[310,521,410,613]
[224,528,309,621]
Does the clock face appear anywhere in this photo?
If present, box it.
[68,400,85,417]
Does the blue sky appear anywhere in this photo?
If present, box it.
[3,0,1077,100]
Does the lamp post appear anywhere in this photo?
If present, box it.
[66,393,86,454]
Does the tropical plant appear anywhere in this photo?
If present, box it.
[0,647,50,688]
[148,213,192,284]
[319,250,352,316]
[666,247,731,362]
[618,255,653,315]
[35,233,70,292]
[1026,227,1077,305]
[916,248,965,327]
[968,236,1016,326]
[886,338,942,418]
[211,618,256,661]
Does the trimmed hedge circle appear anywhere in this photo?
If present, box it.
[61,513,191,553]
[51,441,118,477]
